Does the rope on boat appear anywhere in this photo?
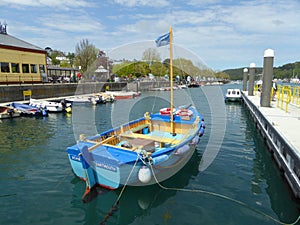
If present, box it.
[100,153,140,225]
[149,164,300,225]
[53,170,73,190]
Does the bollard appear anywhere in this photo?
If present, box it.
[260,49,274,107]
[243,68,248,91]
[248,63,256,96]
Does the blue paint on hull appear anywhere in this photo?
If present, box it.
[66,105,205,190]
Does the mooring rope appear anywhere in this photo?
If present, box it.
[53,170,73,190]
[100,153,140,225]
[149,164,300,225]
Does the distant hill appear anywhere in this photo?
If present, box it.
[223,61,300,80]
[223,67,262,80]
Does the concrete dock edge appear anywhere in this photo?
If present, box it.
[242,91,300,198]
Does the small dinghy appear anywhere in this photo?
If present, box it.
[0,106,20,119]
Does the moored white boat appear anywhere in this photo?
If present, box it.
[224,89,242,102]
[30,98,65,112]
[65,95,102,105]
[105,91,140,99]
[94,92,115,103]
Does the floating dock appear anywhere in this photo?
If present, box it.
[242,91,300,198]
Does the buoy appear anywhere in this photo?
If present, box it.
[65,107,72,113]
[176,109,193,117]
[138,166,152,183]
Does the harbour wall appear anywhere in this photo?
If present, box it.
[0,81,170,103]
[242,92,300,198]
[127,81,170,92]
[0,82,127,103]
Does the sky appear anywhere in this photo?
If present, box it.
[0,0,299,71]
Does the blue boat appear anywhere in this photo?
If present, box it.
[66,27,206,199]
[9,102,48,117]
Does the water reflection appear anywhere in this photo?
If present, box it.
[244,105,300,222]
[0,117,53,152]
[70,150,201,225]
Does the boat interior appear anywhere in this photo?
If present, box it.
[79,113,199,155]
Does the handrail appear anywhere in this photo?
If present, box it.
[277,85,292,112]
[291,86,300,107]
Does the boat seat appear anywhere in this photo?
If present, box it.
[120,132,180,145]
[87,136,117,151]
[130,123,149,133]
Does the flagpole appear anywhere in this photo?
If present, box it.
[169,26,175,135]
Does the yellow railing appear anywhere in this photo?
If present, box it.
[276,85,292,112]
[254,84,259,95]
[291,86,300,107]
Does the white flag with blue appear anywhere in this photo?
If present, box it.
[155,32,170,47]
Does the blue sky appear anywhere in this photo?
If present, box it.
[0,0,299,70]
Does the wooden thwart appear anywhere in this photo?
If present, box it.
[120,132,181,145]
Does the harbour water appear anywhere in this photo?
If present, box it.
[0,85,299,225]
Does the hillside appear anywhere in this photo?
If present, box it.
[223,61,300,80]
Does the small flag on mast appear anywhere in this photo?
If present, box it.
[155,32,170,47]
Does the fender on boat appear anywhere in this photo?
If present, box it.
[138,166,152,183]
[175,145,190,155]
[199,119,205,137]
[191,135,199,145]
[152,154,169,165]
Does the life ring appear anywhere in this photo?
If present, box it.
[160,108,175,115]
[176,109,193,117]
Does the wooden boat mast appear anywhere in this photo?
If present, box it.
[169,26,175,135]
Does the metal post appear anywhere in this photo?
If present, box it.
[248,63,256,96]
[260,49,274,107]
[243,68,248,91]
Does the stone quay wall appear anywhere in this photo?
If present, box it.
[0,81,170,103]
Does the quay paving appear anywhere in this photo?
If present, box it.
[244,92,300,155]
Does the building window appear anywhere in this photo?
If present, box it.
[31,64,37,73]
[11,63,20,73]
[0,62,10,72]
[22,64,30,73]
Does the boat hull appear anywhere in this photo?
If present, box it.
[225,97,242,102]
[225,89,242,102]
[67,135,199,189]
[66,105,205,197]
[0,106,20,119]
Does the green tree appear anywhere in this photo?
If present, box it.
[75,39,98,75]
[48,49,64,65]
[149,61,167,77]
[66,52,75,68]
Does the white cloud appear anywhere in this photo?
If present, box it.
[2,0,299,70]
[39,14,104,33]
[0,0,92,9]
[112,0,169,7]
